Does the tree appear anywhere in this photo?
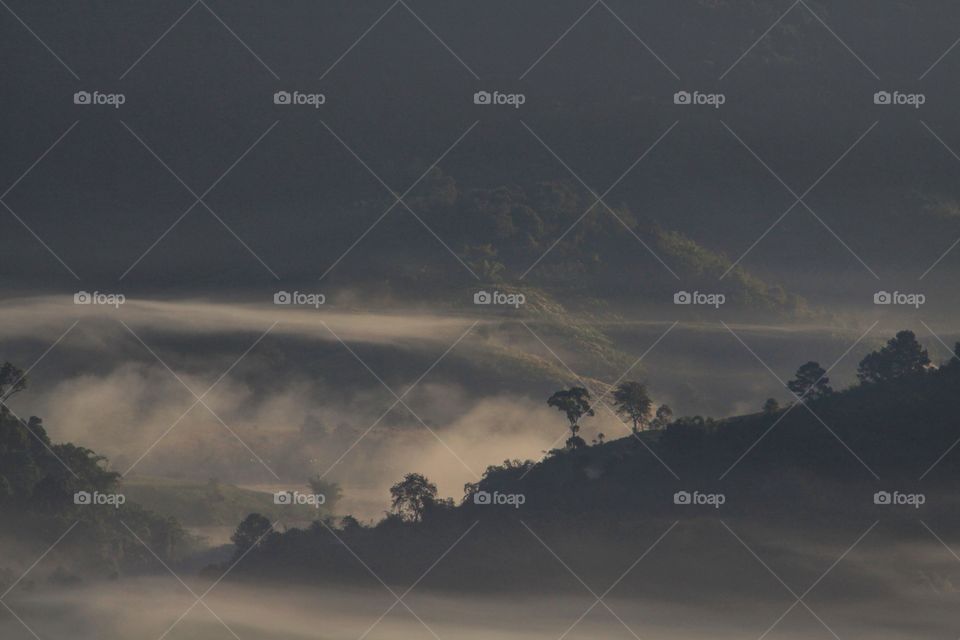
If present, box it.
[340,515,362,532]
[547,386,594,449]
[762,398,780,414]
[231,513,273,554]
[857,330,930,384]
[650,404,673,430]
[389,473,437,522]
[0,362,26,406]
[611,381,653,433]
[787,361,832,400]
[307,474,342,512]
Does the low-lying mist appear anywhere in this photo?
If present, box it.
[1,296,955,520]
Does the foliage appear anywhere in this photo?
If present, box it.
[611,381,653,433]
[389,473,438,523]
[787,361,832,400]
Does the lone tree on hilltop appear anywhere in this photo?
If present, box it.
[787,361,832,400]
[548,386,594,449]
[611,381,653,433]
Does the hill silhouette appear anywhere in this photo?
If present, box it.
[221,330,960,595]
